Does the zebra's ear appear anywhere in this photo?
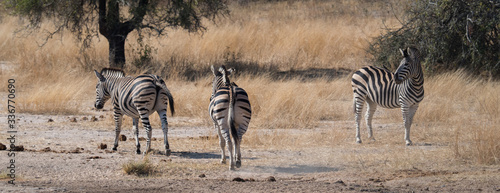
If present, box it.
[94,70,106,82]
[399,48,409,57]
[211,65,215,75]
[219,66,230,85]
[407,47,418,59]
[227,68,235,76]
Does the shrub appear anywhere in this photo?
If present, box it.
[122,157,156,177]
[369,0,500,78]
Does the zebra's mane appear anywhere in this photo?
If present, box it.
[100,68,125,77]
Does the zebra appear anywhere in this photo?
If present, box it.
[208,65,252,170]
[93,68,175,155]
[351,47,424,146]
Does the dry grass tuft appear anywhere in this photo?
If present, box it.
[122,156,157,176]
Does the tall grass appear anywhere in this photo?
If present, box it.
[0,1,498,165]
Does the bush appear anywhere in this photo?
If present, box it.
[122,157,156,176]
[369,0,500,78]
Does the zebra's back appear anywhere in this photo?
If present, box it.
[351,66,400,109]
[115,75,171,118]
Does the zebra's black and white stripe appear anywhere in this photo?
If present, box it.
[94,68,175,155]
[208,65,251,170]
[351,47,424,145]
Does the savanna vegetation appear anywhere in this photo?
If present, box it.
[0,0,498,168]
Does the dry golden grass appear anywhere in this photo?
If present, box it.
[0,1,498,165]
[122,156,157,176]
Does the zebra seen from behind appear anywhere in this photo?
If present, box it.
[94,68,175,155]
[209,65,252,170]
[351,47,424,146]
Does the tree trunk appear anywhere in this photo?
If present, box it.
[98,0,149,69]
[108,34,127,69]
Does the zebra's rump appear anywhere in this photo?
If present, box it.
[233,87,251,125]
[209,86,251,130]
[351,66,400,109]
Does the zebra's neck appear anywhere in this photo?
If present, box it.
[398,70,424,103]
[104,76,125,96]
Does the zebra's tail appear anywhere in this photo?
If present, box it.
[154,76,175,116]
[228,84,239,146]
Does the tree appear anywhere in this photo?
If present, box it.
[369,0,500,78]
[4,0,228,69]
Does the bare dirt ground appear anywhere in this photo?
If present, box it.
[1,99,500,192]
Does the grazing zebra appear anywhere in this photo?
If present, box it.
[351,47,424,146]
[209,65,252,170]
[94,68,175,155]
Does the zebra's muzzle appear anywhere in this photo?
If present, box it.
[95,103,104,109]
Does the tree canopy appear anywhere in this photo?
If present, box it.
[4,0,228,69]
[369,0,500,78]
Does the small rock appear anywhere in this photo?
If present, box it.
[0,143,6,150]
[334,180,346,186]
[48,119,54,122]
[69,117,77,122]
[69,147,83,154]
[40,147,52,152]
[87,156,102,159]
[11,145,24,151]
[266,176,276,182]
[98,143,107,150]
[119,135,127,141]
[90,116,98,122]
[232,177,245,182]
[99,115,104,118]
[82,117,88,121]
[199,174,206,178]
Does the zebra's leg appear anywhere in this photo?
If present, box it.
[365,100,377,142]
[133,118,141,154]
[354,97,365,144]
[112,113,123,151]
[219,121,235,170]
[215,123,226,164]
[140,116,153,155]
[235,134,243,168]
[158,109,171,156]
[402,105,419,146]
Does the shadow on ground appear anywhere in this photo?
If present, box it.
[254,164,340,174]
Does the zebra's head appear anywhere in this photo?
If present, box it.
[94,70,110,110]
[394,47,421,84]
[211,65,234,92]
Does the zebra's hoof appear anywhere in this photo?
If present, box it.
[112,147,118,151]
[356,139,362,144]
[229,166,235,171]
[165,149,171,156]
[220,159,226,164]
[236,160,241,168]
[405,140,413,146]
[136,150,141,154]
